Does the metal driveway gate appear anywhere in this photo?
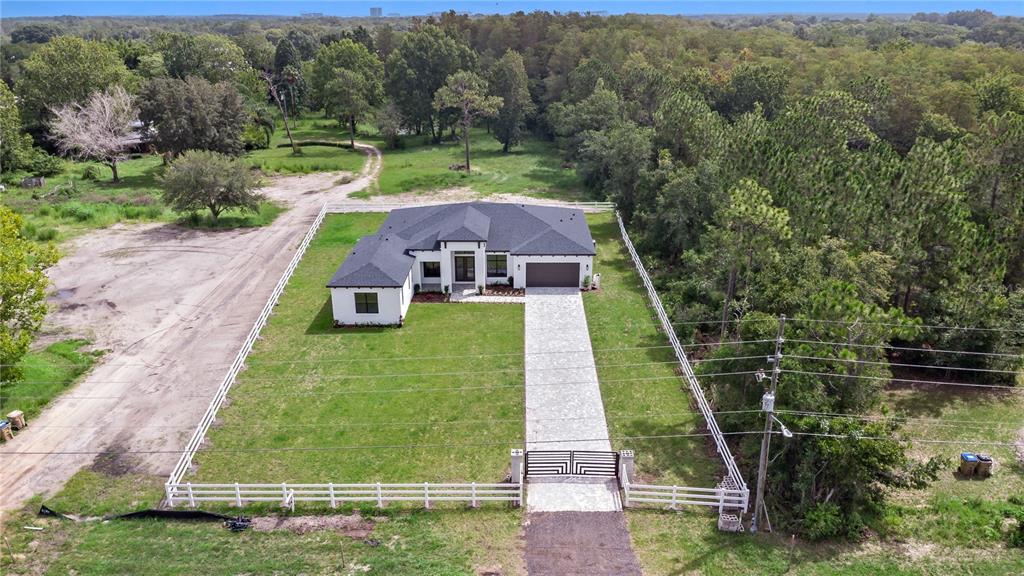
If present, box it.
[525,450,619,477]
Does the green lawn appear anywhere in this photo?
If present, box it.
[0,339,101,420]
[1,489,524,576]
[624,509,1024,576]
[880,384,1024,548]
[191,212,526,484]
[354,127,582,199]
[583,212,718,486]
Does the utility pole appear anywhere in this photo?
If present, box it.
[751,314,785,533]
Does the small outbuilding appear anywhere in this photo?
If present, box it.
[327,202,596,326]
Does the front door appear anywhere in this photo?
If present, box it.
[454,255,475,282]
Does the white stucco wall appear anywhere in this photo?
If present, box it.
[330,285,404,325]
[410,250,442,287]
[511,255,594,289]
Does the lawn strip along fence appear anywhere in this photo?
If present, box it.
[614,212,750,525]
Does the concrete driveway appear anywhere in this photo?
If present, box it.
[523,288,619,512]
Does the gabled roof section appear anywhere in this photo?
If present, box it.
[327,235,414,288]
[513,228,593,255]
[434,205,489,242]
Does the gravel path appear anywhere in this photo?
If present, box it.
[523,288,619,512]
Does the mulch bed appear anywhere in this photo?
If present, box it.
[484,286,524,297]
[412,292,447,303]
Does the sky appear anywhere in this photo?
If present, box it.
[1,1,1021,18]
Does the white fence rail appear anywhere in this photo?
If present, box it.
[622,480,748,510]
[615,212,749,510]
[166,481,522,510]
[166,203,332,489]
[324,201,615,213]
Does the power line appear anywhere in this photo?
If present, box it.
[0,340,775,370]
[780,369,1022,391]
[0,370,763,400]
[785,339,1023,359]
[773,410,1021,431]
[789,316,1022,334]
[779,430,1021,447]
[8,409,770,431]
[785,354,1024,376]
[2,430,766,456]
[0,354,772,388]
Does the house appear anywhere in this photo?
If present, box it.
[327,202,596,326]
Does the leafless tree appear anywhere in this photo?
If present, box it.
[50,85,136,182]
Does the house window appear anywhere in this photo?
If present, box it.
[487,254,507,276]
[422,261,441,278]
[354,292,379,314]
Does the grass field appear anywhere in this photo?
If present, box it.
[583,212,718,486]
[1,116,365,240]
[355,128,583,199]
[1,488,523,576]
[0,339,101,420]
[190,212,526,484]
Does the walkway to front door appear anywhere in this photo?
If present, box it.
[523,287,619,512]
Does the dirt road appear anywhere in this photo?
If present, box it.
[0,146,381,510]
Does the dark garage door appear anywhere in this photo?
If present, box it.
[526,262,579,287]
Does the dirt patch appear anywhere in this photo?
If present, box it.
[250,513,375,538]
[524,512,641,576]
[89,444,136,477]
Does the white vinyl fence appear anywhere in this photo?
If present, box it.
[324,201,615,213]
[166,481,522,510]
[166,203,332,489]
[615,213,750,516]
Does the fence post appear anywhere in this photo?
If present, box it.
[424,482,430,509]
[376,482,383,508]
[235,482,242,507]
[670,485,678,510]
[187,482,196,508]
[510,449,524,508]
[619,450,634,507]
[471,482,478,508]
[329,482,337,509]
[164,483,175,508]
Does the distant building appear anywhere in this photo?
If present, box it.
[370,7,382,17]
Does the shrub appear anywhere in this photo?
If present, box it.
[81,165,104,181]
[31,151,64,177]
[59,202,96,222]
[802,502,843,541]
[35,227,58,241]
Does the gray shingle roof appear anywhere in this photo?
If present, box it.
[327,202,595,288]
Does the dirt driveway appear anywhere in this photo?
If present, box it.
[0,146,380,510]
